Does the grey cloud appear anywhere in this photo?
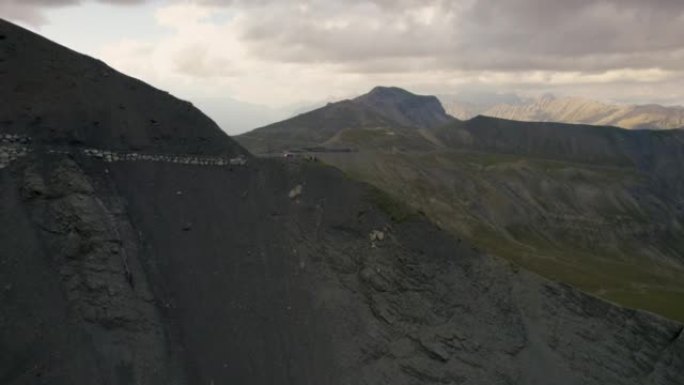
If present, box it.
[239,1,456,59]
[464,0,684,55]
[200,0,428,8]
[13,0,683,74]
[0,0,148,25]
[2,0,79,5]
[173,44,238,78]
[0,3,46,25]
[4,0,684,93]
[1,0,146,5]
[224,0,684,74]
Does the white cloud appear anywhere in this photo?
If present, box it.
[99,3,382,106]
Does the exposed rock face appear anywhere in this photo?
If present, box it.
[2,18,684,385]
[9,156,187,384]
[7,150,684,385]
[238,86,453,154]
[354,86,455,129]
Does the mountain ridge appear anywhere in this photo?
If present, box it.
[238,87,684,324]
[3,18,684,385]
[238,86,453,153]
[354,86,455,129]
[0,19,244,156]
[441,93,684,130]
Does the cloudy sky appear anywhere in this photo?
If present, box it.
[3,0,684,133]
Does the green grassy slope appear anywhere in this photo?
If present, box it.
[316,149,684,322]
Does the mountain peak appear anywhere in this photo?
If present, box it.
[355,86,454,128]
[365,86,417,98]
[361,86,433,103]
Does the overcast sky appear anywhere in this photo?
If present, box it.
[3,0,684,133]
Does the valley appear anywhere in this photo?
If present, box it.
[238,87,684,323]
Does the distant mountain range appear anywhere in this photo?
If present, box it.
[439,93,684,130]
[238,86,684,323]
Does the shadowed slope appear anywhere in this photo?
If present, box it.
[354,86,455,129]
[1,18,683,385]
[238,94,684,323]
[238,87,454,154]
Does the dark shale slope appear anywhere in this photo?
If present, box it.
[1,18,683,385]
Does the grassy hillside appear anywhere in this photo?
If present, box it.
[237,103,684,322]
[316,149,684,322]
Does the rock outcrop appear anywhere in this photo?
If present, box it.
[354,86,455,129]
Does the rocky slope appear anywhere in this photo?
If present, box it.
[2,19,684,385]
[442,94,684,130]
[238,87,453,154]
[355,86,455,129]
[238,90,684,323]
